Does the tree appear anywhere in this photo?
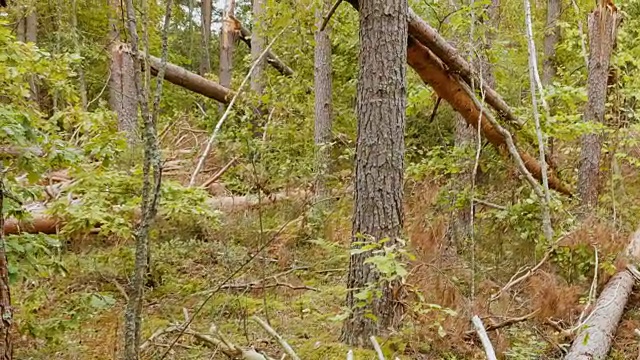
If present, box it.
[341,0,407,347]
[219,0,236,111]
[200,0,212,76]
[251,0,265,118]
[542,0,561,86]
[0,174,13,360]
[577,4,620,213]
[314,0,333,202]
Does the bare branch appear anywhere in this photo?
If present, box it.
[319,0,344,31]
[472,315,498,360]
[370,336,386,360]
[251,316,300,360]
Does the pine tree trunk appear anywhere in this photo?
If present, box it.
[0,176,13,360]
[340,0,407,347]
[542,0,561,86]
[109,43,139,147]
[578,6,620,212]
[71,0,87,110]
[251,0,265,122]
[219,0,236,112]
[314,0,333,201]
[200,0,212,76]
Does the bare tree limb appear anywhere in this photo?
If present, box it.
[472,315,498,360]
[251,316,300,360]
[370,336,386,360]
[319,0,344,31]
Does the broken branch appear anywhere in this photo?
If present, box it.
[251,316,300,360]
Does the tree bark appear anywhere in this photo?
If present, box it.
[0,175,13,360]
[71,0,87,110]
[314,0,333,201]
[340,0,407,347]
[199,0,212,76]
[219,0,236,112]
[110,43,139,147]
[577,6,620,212]
[564,228,640,360]
[251,0,265,114]
[542,0,561,86]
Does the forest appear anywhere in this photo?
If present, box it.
[1,0,640,358]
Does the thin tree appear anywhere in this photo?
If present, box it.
[251,0,265,119]
[314,0,333,202]
[542,0,561,86]
[122,0,172,358]
[219,0,236,112]
[200,0,212,76]
[578,2,620,213]
[71,0,87,110]
[0,170,13,360]
[340,0,408,347]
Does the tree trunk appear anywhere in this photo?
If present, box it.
[199,0,212,77]
[219,0,236,112]
[542,0,561,86]
[314,0,333,201]
[564,228,640,360]
[71,0,87,110]
[109,43,139,147]
[340,0,407,347]
[0,176,13,360]
[251,0,265,120]
[577,6,620,212]
[17,7,39,104]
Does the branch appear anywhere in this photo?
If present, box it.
[370,336,386,360]
[251,316,300,360]
[465,309,540,337]
[472,315,498,360]
[201,156,239,188]
[490,249,552,302]
[319,0,344,32]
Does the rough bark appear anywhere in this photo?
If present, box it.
[219,0,236,111]
[577,6,620,211]
[199,0,212,76]
[0,175,13,360]
[542,0,561,86]
[340,0,407,347]
[314,0,333,201]
[251,0,265,110]
[71,0,87,109]
[109,43,139,147]
[564,228,640,360]
[237,22,295,77]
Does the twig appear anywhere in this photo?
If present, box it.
[319,0,343,32]
[490,249,552,302]
[189,26,289,186]
[472,315,498,360]
[346,350,353,360]
[465,309,540,337]
[221,281,318,292]
[370,336,386,360]
[428,96,442,123]
[252,316,301,360]
[472,198,507,210]
[201,156,239,188]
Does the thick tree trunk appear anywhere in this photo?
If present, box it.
[110,43,139,147]
[0,177,13,360]
[199,0,212,76]
[564,228,640,360]
[237,22,295,77]
[340,0,407,347]
[577,6,620,212]
[542,0,561,86]
[219,0,236,111]
[313,0,333,201]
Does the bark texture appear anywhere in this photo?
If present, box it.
[219,0,236,111]
[199,0,212,76]
[0,177,13,360]
[71,0,87,109]
[314,0,333,200]
[109,43,139,147]
[341,0,407,347]
[577,6,620,211]
[251,0,265,95]
[542,0,561,86]
[564,228,640,360]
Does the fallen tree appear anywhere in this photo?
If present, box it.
[564,228,640,360]
[3,191,308,235]
[136,48,234,104]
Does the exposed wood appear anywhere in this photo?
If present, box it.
[472,315,498,360]
[564,227,640,360]
[235,18,295,77]
[109,42,139,146]
[251,316,301,360]
[219,0,236,112]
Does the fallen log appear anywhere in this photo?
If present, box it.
[134,47,233,104]
[564,228,640,360]
[3,191,307,235]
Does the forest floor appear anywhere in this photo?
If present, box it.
[10,178,640,360]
